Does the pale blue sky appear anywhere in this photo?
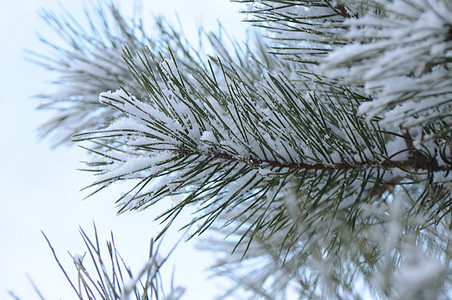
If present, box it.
[0,1,246,298]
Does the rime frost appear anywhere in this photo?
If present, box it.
[322,0,452,132]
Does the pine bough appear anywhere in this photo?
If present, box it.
[34,0,452,298]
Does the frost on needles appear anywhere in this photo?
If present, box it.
[322,0,452,142]
[35,0,452,299]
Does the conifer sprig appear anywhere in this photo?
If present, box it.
[322,0,452,141]
[29,3,146,146]
[30,2,203,147]
[72,32,450,247]
[200,186,452,299]
[42,224,184,300]
[235,0,349,65]
[33,1,452,298]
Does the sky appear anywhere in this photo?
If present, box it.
[0,1,246,299]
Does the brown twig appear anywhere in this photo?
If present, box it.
[325,0,351,18]
[399,125,439,171]
[177,147,449,173]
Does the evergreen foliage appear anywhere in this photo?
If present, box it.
[33,0,452,298]
[42,224,184,299]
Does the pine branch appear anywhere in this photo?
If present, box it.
[30,2,145,146]
[235,0,349,65]
[30,2,205,147]
[42,224,184,299]
[321,0,452,142]
[178,146,449,173]
[72,44,450,250]
[200,182,452,299]
[34,1,452,298]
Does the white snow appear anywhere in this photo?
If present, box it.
[200,131,217,143]
[395,254,446,298]
[322,0,452,131]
